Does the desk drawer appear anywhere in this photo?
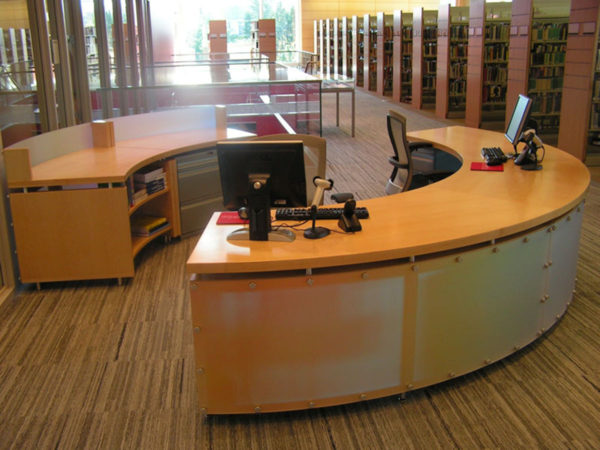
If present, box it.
[177,149,222,204]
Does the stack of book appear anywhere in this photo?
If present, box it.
[131,215,169,237]
[134,167,167,195]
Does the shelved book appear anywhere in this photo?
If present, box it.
[134,167,167,195]
[131,215,169,236]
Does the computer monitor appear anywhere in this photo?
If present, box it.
[505,94,533,148]
[216,140,307,242]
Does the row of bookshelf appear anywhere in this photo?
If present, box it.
[532,22,568,42]
[531,43,566,66]
[485,23,510,41]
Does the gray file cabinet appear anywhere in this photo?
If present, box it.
[176,148,223,235]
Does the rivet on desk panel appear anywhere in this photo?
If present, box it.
[306,278,314,286]
[361,272,369,279]
[193,327,201,333]
[359,393,367,400]
[536,331,542,336]
[455,256,462,263]
[448,372,455,378]
[545,294,550,300]
[411,265,418,272]
[548,260,553,266]
[540,297,545,303]
[254,406,261,413]
[484,359,491,365]
[308,401,316,408]
[407,384,414,390]
[556,314,561,320]
[541,327,546,333]
[249,282,257,289]
[514,345,520,350]
[543,263,549,269]
[492,247,499,253]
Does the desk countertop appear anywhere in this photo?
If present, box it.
[187,126,590,274]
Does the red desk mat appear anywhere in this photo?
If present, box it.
[470,162,504,172]
[216,211,248,225]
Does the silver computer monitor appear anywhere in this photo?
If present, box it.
[505,94,533,146]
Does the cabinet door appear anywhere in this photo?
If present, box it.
[10,187,133,282]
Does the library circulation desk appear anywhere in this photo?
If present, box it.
[187,126,590,415]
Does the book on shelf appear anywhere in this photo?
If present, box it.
[131,215,169,236]
[134,173,167,195]
[133,167,165,183]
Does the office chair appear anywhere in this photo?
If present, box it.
[385,110,456,195]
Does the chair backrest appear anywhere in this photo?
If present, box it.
[386,110,413,194]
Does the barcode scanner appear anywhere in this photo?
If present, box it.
[338,199,362,232]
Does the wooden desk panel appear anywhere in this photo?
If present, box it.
[187,127,590,274]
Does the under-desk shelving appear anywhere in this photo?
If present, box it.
[127,160,177,259]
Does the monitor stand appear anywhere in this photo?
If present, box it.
[227,228,295,242]
[226,174,296,243]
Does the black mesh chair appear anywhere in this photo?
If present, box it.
[385,110,457,194]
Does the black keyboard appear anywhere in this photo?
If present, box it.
[275,206,370,221]
[481,147,508,166]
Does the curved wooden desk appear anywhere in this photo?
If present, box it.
[186,126,590,415]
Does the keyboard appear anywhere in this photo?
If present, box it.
[275,206,370,221]
[481,147,508,166]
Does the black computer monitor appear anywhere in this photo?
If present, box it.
[505,94,533,148]
[216,140,306,242]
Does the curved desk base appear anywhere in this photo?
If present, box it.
[189,203,584,414]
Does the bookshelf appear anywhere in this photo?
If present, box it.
[342,17,351,78]
[465,1,511,128]
[557,0,600,161]
[364,14,378,91]
[325,19,332,77]
[527,18,568,137]
[482,4,511,123]
[436,5,469,119]
[423,10,438,107]
[412,8,437,109]
[251,19,276,60]
[318,20,324,76]
[400,13,413,103]
[127,160,178,258]
[377,12,394,96]
[353,15,365,87]
[208,20,227,55]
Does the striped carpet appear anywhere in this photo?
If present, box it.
[0,90,598,448]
